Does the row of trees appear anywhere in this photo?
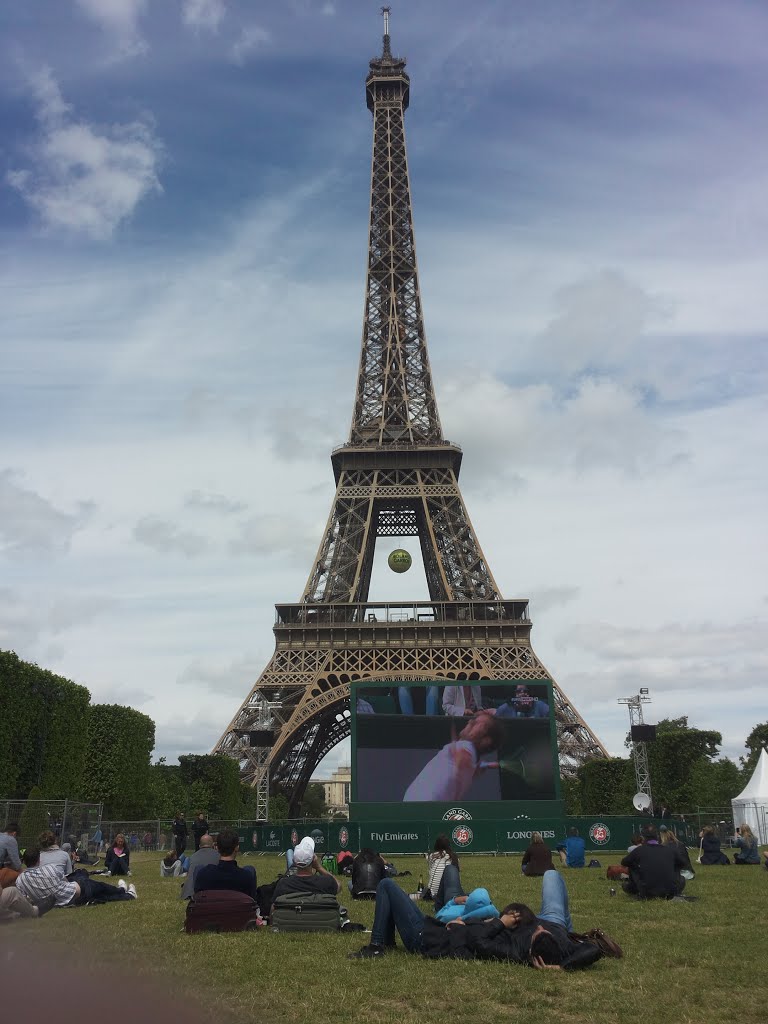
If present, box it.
[1,649,330,820]
[564,717,767,816]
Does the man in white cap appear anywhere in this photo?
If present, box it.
[271,837,340,907]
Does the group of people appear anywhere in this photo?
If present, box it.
[0,822,139,922]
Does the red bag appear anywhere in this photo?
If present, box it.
[606,865,628,881]
[184,890,261,933]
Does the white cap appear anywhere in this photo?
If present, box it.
[293,836,315,867]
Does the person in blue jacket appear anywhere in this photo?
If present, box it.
[557,827,586,868]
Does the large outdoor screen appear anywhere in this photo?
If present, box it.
[351,681,558,804]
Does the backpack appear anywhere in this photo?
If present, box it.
[271,891,345,932]
[184,890,261,934]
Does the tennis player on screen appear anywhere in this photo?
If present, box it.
[403,711,505,803]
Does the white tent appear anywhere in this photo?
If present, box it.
[731,748,768,844]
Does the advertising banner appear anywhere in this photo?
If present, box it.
[358,821,430,853]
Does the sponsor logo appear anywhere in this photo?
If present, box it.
[505,830,556,840]
[339,826,349,849]
[251,831,259,849]
[589,822,611,845]
[443,807,473,821]
[310,828,325,847]
[290,829,299,846]
[371,832,420,842]
[451,825,473,847]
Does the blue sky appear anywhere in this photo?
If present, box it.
[1,1,766,782]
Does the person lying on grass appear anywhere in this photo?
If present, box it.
[15,847,137,907]
[349,869,615,970]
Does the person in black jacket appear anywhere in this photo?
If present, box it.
[172,813,188,859]
[621,824,687,897]
[192,812,209,852]
[350,869,604,970]
[349,848,386,898]
[698,826,730,865]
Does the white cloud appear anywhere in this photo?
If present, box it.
[133,516,210,557]
[8,68,162,239]
[230,25,271,65]
[75,0,148,58]
[184,490,248,515]
[0,470,93,555]
[182,0,226,33]
[180,654,266,697]
[320,2,336,15]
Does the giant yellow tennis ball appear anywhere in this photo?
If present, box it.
[388,548,412,573]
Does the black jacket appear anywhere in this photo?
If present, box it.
[351,854,386,895]
[192,819,209,840]
[420,917,601,970]
[621,842,686,896]
[172,819,188,839]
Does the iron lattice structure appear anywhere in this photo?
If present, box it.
[213,19,607,813]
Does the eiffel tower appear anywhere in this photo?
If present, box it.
[213,10,607,815]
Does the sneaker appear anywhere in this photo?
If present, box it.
[127,871,132,877]
[118,880,127,891]
[348,944,386,960]
[127,884,137,899]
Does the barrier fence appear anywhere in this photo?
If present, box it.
[0,800,102,849]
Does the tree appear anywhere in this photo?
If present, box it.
[268,793,290,823]
[178,754,242,819]
[0,650,90,799]
[646,718,725,812]
[19,785,49,847]
[689,757,743,808]
[298,783,328,820]
[82,705,155,817]
[740,722,768,775]
[576,758,635,815]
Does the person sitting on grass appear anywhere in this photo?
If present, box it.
[272,837,340,906]
[160,850,185,877]
[181,834,219,899]
[15,847,137,906]
[0,822,23,888]
[349,869,606,970]
[349,848,386,898]
[521,831,555,876]
[660,827,694,877]
[733,825,760,865]
[193,828,256,900]
[621,824,687,898]
[423,834,463,910]
[698,825,730,865]
[557,827,586,868]
[105,833,131,876]
[38,831,73,875]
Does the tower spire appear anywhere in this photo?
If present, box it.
[381,6,391,58]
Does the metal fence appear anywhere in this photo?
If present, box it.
[99,819,265,853]
[0,799,102,849]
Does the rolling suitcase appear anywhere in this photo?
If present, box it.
[270,891,343,932]
[184,889,261,933]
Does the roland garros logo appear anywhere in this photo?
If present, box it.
[290,828,299,846]
[443,807,473,821]
[338,826,349,848]
[451,825,473,847]
[589,822,611,845]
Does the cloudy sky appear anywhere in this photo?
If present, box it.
[2,1,766,783]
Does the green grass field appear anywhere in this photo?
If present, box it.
[7,852,768,1024]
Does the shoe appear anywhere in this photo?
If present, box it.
[118,880,127,891]
[127,871,132,877]
[128,884,137,899]
[35,895,57,917]
[348,944,386,959]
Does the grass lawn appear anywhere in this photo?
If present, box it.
[5,851,767,1024]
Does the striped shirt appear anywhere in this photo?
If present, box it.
[16,863,78,907]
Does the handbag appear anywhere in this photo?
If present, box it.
[569,927,623,959]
